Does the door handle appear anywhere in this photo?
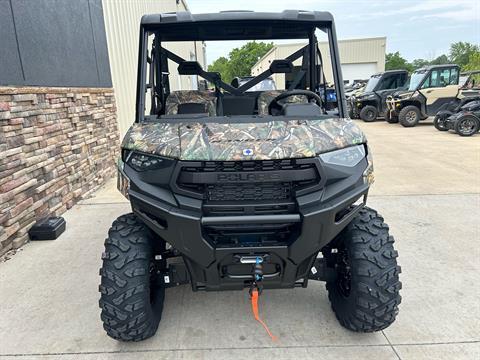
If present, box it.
[425,90,433,93]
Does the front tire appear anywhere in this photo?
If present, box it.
[99,213,165,341]
[399,105,420,127]
[433,113,450,131]
[323,207,402,332]
[360,105,378,122]
[454,115,480,136]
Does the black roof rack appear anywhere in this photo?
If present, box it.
[415,64,459,71]
[140,10,335,41]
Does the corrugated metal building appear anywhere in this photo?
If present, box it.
[102,0,205,136]
[252,37,386,88]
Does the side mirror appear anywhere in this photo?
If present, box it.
[269,60,293,74]
[231,78,240,88]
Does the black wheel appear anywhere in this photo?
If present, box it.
[398,105,420,127]
[359,105,378,122]
[454,115,480,137]
[99,213,165,341]
[433,114,449,131]
[323,207,402,332]
[385,111,399,124]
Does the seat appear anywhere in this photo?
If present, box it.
[257,90,308,115]
[222,95,257,115]
[165,90,217,116]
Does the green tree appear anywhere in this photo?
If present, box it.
[429,54,450,65]
[449,42,480,68]
[208,41,274,83]
[463,52,480,85]
[411,58,430,70]
[463,52,480,71]
[385,52,413,72]
[208,56,229,79]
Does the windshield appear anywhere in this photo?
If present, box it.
[459,75,469,87]
[364,75,381,92]
[239,78,276,91]
[408,70,427,91]
[138,20,344,120]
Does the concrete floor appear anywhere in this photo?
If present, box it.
[0,120,479,359]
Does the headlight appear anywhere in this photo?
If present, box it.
[398,92,414,99]
[358,94,375,100]
[319,145,365,167]
[125,151,174,172]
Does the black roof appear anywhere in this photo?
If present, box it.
[140,10,335,41]
[460,70,480,76]
[371,70,409,76]
[415,64,459,72]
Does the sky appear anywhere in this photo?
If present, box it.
[186,0,480,65]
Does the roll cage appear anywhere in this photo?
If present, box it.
[135,10,346,121]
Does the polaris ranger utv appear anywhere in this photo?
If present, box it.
[349,70,408,122]
[386,64,460,127]
[99,10,401,342]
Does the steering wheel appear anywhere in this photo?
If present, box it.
[268,90,322,115]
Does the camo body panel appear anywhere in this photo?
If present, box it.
[122,118,366,161]
[165,90,217,116]
[257,90,308,115]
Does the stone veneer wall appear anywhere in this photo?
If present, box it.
[0,87,120,255]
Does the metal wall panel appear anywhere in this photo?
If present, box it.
[102,0,202,136]
[0,0,112,87]
[0,0,24,84]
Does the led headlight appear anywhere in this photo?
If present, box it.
[358,94,375,100]
[319,145,366,167]
[126,151,174,172]
[398,91,414,100]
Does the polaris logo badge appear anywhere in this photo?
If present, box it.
[216,173,281,182]
[243,148,253,156]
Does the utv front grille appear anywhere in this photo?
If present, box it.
[172,158,320,248]
[175,158,321,204]
[206,182,291,202]
[186,159,309,172]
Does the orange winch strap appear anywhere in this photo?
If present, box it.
[251,289,278,341]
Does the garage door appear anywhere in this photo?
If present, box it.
[342,63,378,84]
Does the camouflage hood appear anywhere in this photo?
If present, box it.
[121,118,366,161]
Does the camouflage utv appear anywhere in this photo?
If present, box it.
[99,10,401,341]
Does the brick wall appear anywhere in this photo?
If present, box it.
[0,87,120,255]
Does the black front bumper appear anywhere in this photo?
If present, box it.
[122,157,369,291]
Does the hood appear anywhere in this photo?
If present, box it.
[121,118,366,161]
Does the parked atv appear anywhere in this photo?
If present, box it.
[386,64,461,127]
[434,95,480,131]
[437,100,480,136]
[99,10,401,342]
[349,70,408,122]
